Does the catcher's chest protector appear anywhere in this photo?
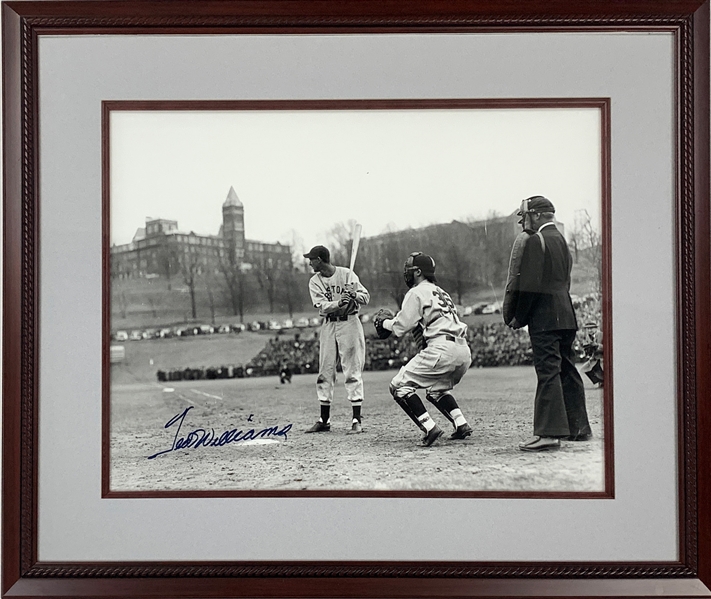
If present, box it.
[502,230,545,325]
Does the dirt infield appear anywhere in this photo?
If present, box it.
[110,363,605,494]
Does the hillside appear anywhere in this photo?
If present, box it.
[110,259,599,332]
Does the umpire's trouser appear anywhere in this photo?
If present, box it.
[529,329,592,438]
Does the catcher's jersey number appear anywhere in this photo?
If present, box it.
[432,288,459,321]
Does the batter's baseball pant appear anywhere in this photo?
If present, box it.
[316,316,365,405]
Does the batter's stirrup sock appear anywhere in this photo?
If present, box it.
[352,405,362,423]
[395,396,426,432]
[426,394,455,426]
[320,404,331,424]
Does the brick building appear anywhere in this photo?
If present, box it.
[110,186,292,279]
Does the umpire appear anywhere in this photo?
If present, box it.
[507,196,592,452]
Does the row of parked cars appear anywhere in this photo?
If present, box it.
[112,313,375,342]
[461,301,503,316]
[112,302,503,342]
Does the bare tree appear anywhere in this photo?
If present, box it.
[283,229,309,273]
[568,230,580,263]
[178,248,201,320]
[326,219,359,266]
[218,238,249,322]
[205,273,217,325]
[155,237,181,290]
[571,209,602,295]
[254,257,279,313]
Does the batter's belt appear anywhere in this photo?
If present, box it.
[324,313,358,322]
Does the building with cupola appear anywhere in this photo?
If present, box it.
[110,186,292,279]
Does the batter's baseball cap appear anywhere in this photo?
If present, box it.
[518,195,556,215]
[303,245,330,262]
[406,252,436,276]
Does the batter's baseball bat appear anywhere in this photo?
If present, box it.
[349,223,362,277]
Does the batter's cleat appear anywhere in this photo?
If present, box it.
[421,424,444,447]
[347,421,363,434]
[305,421,331,433]
[450,422,473,440]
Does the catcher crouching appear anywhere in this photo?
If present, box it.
[373,252,473,446]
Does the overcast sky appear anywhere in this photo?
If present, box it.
[110,108,602,254]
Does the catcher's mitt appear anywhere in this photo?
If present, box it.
[372,308,395,339]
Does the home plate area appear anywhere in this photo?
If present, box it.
[110,367,604,493]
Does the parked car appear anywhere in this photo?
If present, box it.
[216,324,231,334]
[463,306,473,316]
[249,321,261,332]
[309,317,321,327]
[129,330,143,341]
[268,320,282,331]
[231,323,246,333]
[158,328,173,338]
[198,324,214,335]
[359,313,371,323]
[114,330,128,342]
[482,301,502,314]
[282,319,294,329]
[295,317,310,328]
[142,329,157,340]
[472,302,490,315]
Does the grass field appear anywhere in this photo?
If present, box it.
[110,333,605,494]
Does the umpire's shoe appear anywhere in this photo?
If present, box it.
[450,422,473,440]
[518,436,560,452]
[305,420,331,433]
[421,424,444,447]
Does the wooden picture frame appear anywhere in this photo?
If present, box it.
[3,1,709,597]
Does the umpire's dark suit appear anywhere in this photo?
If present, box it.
[515,222,592,438]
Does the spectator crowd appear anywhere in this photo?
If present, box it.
[156,308,601,383]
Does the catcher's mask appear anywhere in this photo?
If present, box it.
[517,195,556,230]
[403,252,437,288]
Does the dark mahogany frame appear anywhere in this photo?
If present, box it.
[101,97,614,500]
[3,1,710,598]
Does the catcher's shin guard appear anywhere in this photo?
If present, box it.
[396,398,426,431]
[426,392,458,426]
[391,386,427,432]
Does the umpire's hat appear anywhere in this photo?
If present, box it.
[518,195,556,216]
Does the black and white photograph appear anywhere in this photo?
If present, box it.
[106,101,609,494]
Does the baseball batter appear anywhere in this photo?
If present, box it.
[373,252,473,446]
[303,245,370,434]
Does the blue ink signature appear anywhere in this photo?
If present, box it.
[147,406,292,460]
